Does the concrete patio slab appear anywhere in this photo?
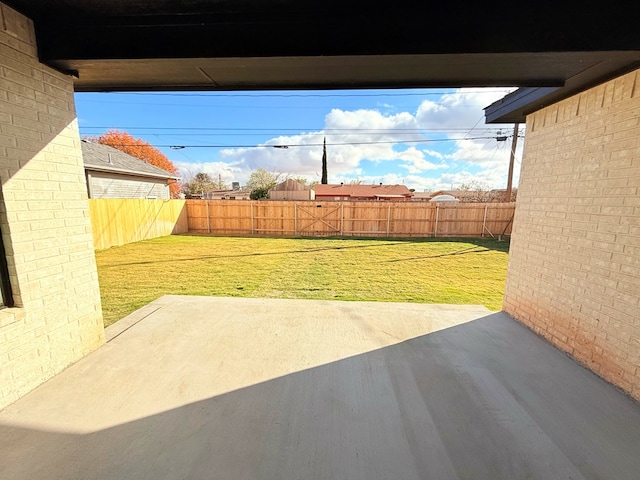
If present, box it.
[1,296,639,479]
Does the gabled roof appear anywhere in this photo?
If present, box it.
[81,141,179,180]
[205,189,250,197]
[270,179,311,191]
[313,184,412,198]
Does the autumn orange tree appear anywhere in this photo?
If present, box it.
[88,130,180,198]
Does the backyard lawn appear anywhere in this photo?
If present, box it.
[95,234,510,327]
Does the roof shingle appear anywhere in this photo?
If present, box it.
[81,141,178,179]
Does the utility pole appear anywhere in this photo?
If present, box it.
[505,123,519,202]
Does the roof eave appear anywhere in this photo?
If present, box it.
[85,164,180,180]
[484,87,560,123]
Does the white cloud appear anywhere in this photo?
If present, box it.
[397,147,442,174]
[215,108,439,180]
[174,160,244,184]
[416,88,514,129]
[176,88,524,190]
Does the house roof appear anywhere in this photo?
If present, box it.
[270,179,311,191]
[81,141,179,180]
[206,189,250,196]
[411,192,433,200]
[313,184,413,198]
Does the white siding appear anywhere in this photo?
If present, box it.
[87,171,170,199]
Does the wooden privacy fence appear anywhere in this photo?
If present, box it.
[89,199,189,250]
[186,200,515,238]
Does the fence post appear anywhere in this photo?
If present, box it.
[434,205,439,238]
[206,200,211,234]
[251,202,255,235]
[294,203,298,236]
[340,203,344,236]
[424,203,429,237]
[386,203,391,237]
[482,204,488,237]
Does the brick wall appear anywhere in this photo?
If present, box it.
[505,69,640,401]
[0,3,104,409]
[87,171,170,199]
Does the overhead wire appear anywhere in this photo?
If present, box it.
[80,127,505,132]
[96,135,499,150]
[113,89,513,98]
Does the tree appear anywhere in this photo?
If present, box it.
[321,137,328,184]
[181,172,228,197]
[88,130,180,198]
[458,181,492,203]
[249,187,270,200]
[292,176,308,186]
[246,169,280,199]
[459,180,490,192]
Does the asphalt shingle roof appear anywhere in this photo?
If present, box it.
[81,141,178,179]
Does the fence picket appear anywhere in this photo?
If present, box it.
[89,199,515,250]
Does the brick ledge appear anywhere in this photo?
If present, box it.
[0,306,25,328]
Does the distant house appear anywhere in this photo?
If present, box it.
[203,189,251,200]
[269,179,315,200]
[411,192,434,201]
[421,189,517,203]
[429,194,459,203]
[81,141,179,199]
[313,184,413,201]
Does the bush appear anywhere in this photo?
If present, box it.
[250,187,270,200]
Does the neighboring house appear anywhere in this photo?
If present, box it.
[313,184,413,201]
[429,194,459,203]
[269,179,315,200]
[411,192,434,201]
[203,189,251,200]
[428,190,475,202]
[81,141,179,199]
[419,189,517,203]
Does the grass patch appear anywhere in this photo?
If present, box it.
[95,234,510,327]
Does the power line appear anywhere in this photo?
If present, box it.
[80,127,505,133]
[83,132,447,138]
[114,89,513,99]
[78,99,495,110]
[98,136,497,150]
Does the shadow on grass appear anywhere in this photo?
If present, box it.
[385,245,493,262]
[103,235,509,268]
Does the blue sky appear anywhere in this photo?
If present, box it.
[74,88,523,191]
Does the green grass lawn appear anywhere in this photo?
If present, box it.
[95,234,510,327]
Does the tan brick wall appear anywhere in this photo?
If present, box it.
[505,69,640,401]
[0,3,104,409]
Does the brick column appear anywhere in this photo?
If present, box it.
[0,3,104,409]
[504,69,640,401]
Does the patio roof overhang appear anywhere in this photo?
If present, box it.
[4,0,640,95]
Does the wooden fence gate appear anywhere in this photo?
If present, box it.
[296,204,342,236]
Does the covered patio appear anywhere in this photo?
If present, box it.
[2,296,639,479]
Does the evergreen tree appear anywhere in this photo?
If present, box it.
[321,137,328,184]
